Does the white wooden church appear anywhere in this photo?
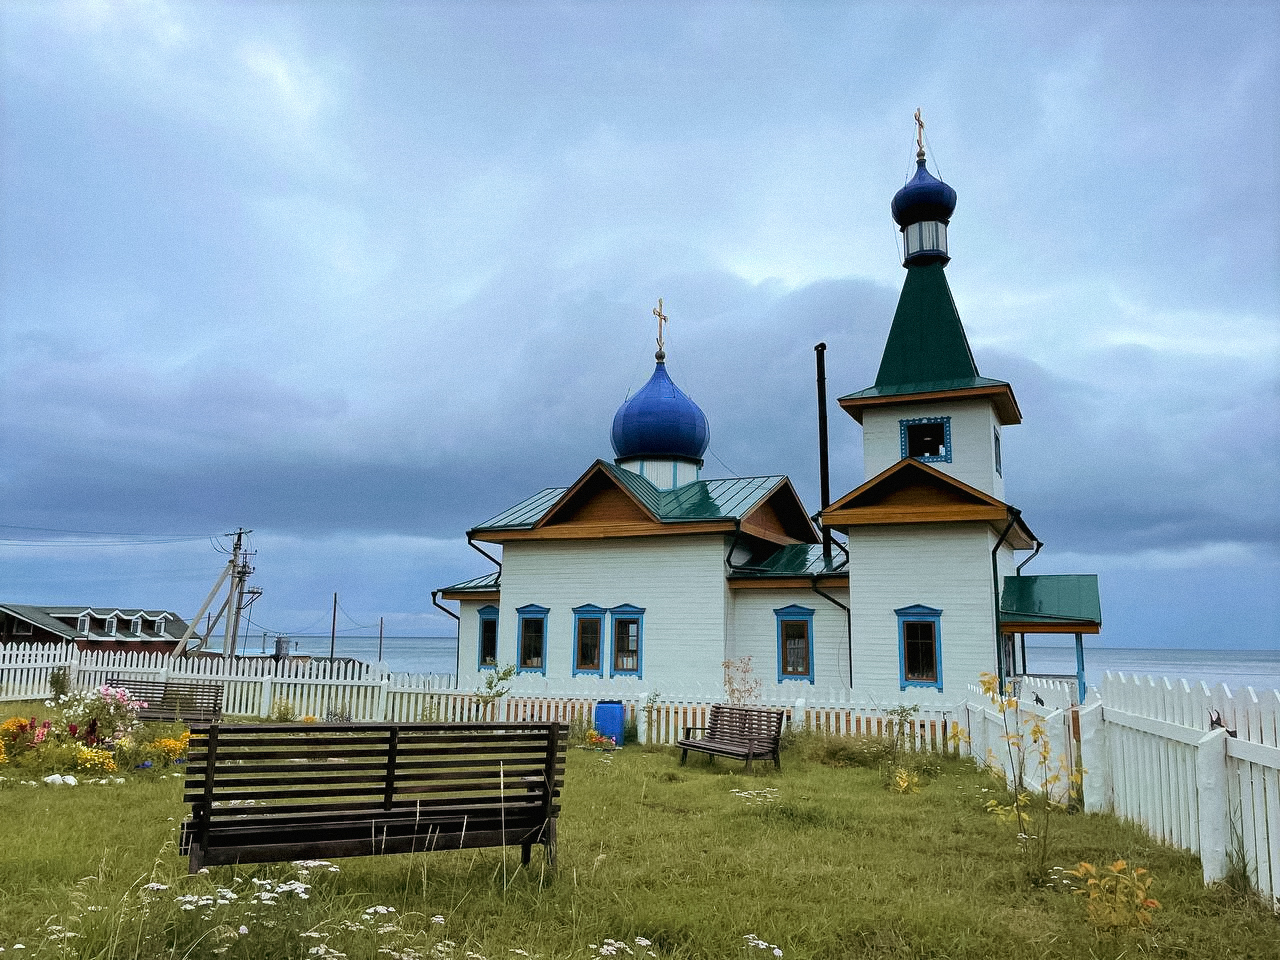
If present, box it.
[438,130,1101,705]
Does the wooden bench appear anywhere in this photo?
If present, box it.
[179,721,566,873]
[106,677,223,723]
[677,704,785,772]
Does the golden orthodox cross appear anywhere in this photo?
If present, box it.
[914,108,925,156]
[654,298,668,354]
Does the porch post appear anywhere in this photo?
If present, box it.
[1074,632,1086,702]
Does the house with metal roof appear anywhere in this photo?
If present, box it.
[0,604,191,654]
[438,124,1100,702]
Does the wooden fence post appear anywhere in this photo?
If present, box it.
[258,673,274,719]
[1195,727,1231,884]
[1076,699,1109,813]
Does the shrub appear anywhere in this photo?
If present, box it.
[266,698,298,722]
[48,667,71,699]
[1067,859,1161,931]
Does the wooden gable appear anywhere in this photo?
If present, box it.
[823,459,1036,548]
[540,468,654,527]
[739,482,820,546]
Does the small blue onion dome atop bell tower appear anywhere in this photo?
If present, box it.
[891,111,957,267]
[611,356,710,464]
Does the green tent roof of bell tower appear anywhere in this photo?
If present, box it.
[875,262,981,389]
[838,262,1021,423]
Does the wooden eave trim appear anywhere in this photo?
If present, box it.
[473,519,738,542]
[838,383,1022,425]
[824,504,1010,526]
[439,590,501,602]
[1000,620,1101,635]
[533,461,660,529]
[728,574,849,590]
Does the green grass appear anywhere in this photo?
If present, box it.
[1,728,1277,958]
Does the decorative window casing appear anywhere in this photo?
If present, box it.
[609,604,644,677]
[155,617,167,638]
[774,605,815,683]
[572,605,605,676]
[105,616,117,637]
[77,615,90,635]
[900,416,952,463]
[131,616,143,635]
[994,427,1002,477]
[477,605,499,669]
[516,605,549,674]
[896,604,943,691]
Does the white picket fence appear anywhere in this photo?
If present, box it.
[0,643,956,751]
[965,671,1280,910]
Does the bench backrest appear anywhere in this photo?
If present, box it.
[106,678,224,722]
[185,721,566,826]
[705,704,785,748]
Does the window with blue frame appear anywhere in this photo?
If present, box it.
[477,605,499,669]
[895,604,943,691]
[900,416,952,463]
[572,605,605,676]
[609,604,644,676]
[774,605,815,683]
[516,604,549,674]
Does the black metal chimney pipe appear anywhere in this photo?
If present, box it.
[815,342,833,565]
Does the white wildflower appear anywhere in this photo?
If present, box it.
[431,915,446,924]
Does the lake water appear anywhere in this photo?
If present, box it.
[277,634,1280,695]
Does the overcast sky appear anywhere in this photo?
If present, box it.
[1,1,1276,652]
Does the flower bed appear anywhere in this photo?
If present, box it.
[0,686,191,783]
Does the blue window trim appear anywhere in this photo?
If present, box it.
[900,416,952,463]
[571,604,606,677]
[515,604,549,675]
[774,604,816,684]
[895,604,943,692]
[476,604,499,671]
[608,604,645,678]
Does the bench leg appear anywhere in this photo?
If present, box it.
[680,748,688,765]
[745,755,752,773]
[545,817,557,870]
[521,842,532,867]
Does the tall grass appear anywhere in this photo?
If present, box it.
[1,738,1276,958]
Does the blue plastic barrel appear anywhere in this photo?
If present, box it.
[594,700,624,747]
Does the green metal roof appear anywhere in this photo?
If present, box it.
[841,262,1007,400]
[470,461,790,532]
[1000,575,1102,627]
[473,486,569,531]
[438,572,501,593]
[728,543,848,578]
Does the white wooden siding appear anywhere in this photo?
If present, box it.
[862,398,1005,499]
[496,536,729,696]
[845,523,998,705]
[728,587,851,692]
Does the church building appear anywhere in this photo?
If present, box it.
[438,125,1101,704]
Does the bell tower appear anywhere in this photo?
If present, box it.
[838,116,1019,499]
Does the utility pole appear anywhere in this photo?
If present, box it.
[223,528,255,659]
[329,592,338,660]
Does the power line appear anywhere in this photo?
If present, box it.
[0,524,217,547]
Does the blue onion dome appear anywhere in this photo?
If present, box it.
[891,155,957,227]
[611,359,710,463]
